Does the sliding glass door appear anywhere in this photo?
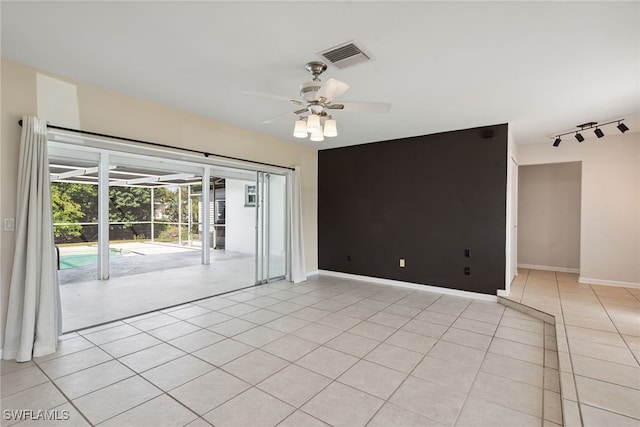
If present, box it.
[49,142,289,288]
[255,172,287,284]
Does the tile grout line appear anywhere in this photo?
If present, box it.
[444,300,545,426]
[523,270,640,424]
[548,271,563,427]
[195,284,431,424]
[450,301,516,427]
[287,289,446,424]
[150,284,408,423]
[30,357,98,427]
[500,269,563,425]
[587,284,640,367]
[529,270,578,426]
[361,293,452,426]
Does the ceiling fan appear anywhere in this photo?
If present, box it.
[244,61,391,141]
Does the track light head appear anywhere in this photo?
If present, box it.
[617,122,629,133]
[553,137,561,147]
[594,128,604,138]
[575,132,584,142]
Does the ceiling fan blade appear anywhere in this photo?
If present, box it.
[327,102,392,113]
[242,90,305,105]
[316,78,350,102]
[261,111,295,124]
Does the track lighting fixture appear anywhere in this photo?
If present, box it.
[617,121,629,133]
[551,118,629,146]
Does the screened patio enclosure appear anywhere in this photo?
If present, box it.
[48,133,291,330]
[50,155,215,283]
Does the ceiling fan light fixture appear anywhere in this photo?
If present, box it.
[323,119,337,137]
[293,119,307,138]
[306,114,321,134]
[310,131,324,142]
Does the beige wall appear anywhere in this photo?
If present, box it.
[518,162,582,270]
[518,132,640,285]
[0,59,318,350]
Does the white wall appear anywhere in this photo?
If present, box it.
[518,132,640,286]
[518,162,582,271]
[225,178,256,255]
[1,59,318,352]
[504,126,519,293]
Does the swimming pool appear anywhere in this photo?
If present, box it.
[59,249,123,270]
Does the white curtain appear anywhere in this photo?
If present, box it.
[3,116,61,362]
[288,166,307,283]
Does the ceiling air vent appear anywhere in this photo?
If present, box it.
[319,41,372,69]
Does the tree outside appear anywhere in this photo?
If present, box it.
[51,182,200,244]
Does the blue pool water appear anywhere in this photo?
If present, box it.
[59,249,122,270]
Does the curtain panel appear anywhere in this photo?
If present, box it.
[288,166,307,283]
[3,116,61,362]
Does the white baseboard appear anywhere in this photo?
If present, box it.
[318,270,498,302]
[518,264,580,274]
[579,277,640,289]
[306,270,320,277]
[497,289,510,297]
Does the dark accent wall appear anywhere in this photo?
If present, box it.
[318,124,508,295]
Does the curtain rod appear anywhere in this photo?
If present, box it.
[18,119,295,171]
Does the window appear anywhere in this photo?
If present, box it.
[215,199,226,223]
[245,184,257,207]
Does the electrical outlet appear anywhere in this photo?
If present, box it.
[347,255,352,261]
[464,267,471,276]
[3,218,15,231]
[464,249,470,257]
[399,259,406,268]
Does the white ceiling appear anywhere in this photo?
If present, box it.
[2,1,639,149]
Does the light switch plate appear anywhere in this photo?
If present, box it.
[4,218,15,231]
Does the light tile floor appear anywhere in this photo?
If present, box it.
[1,275,558,426]
[505,268,640,427]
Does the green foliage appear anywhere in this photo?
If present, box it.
[156,225,189,242]
[109,187,151,223]
[152,186,199,223]
[51,182,97,240]
[51,181,199,242]
[109,187,151,238]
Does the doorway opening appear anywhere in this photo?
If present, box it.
[517,161,582,273]
[49,141,290,331]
